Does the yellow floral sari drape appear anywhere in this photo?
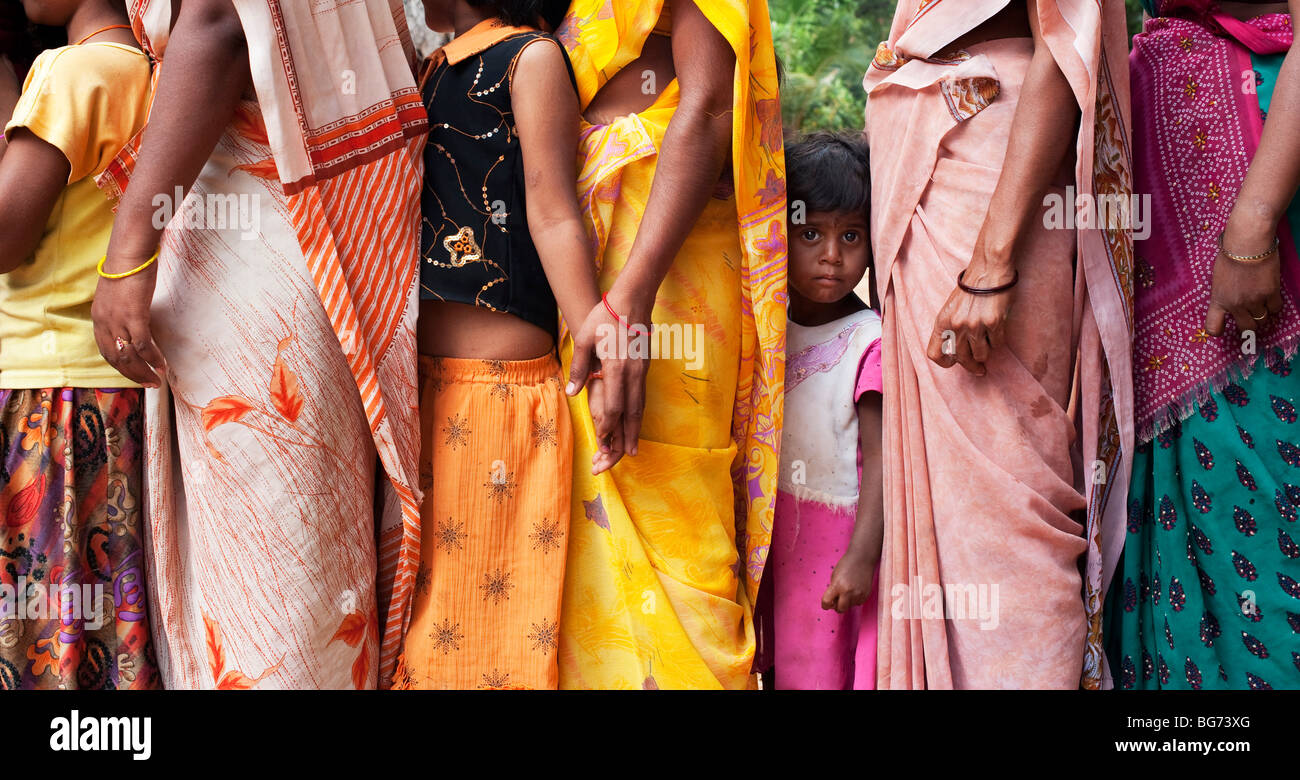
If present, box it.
[553,0,785,689]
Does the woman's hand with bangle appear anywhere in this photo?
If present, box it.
[565,280,655,474]
[600,281,653,460]
[91,248,167,388]
[926,243,1016,376]
[1205,216,1283,338]
[567,298,624,474]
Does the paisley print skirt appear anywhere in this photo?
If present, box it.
[1107,349,1300,689]
[0,387,157,689]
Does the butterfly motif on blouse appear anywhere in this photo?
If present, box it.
[786,319,870,394]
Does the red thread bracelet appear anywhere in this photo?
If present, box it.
[603,293,648,336]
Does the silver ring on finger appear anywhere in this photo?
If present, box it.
[114,336,130,353]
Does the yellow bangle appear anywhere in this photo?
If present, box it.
[97,249,159,279]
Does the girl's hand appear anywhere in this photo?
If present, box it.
[821,552,876,614]
[926,262,1015,376]
[1205,223,1283,337]
[91,254,167,388]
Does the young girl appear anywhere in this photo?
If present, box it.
[769,133,883,690]
[393,0,604,689]
[0,0,154,689]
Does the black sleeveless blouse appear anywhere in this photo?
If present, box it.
[418,23,577,341]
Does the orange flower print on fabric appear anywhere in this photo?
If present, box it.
[204,613,281,690]
[330,610,379,690]
[232,105,270,147]
[270,337,304,422]
[200,396,254,432]
[231,156,281,181]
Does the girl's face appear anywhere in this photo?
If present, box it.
[20,0,78,27]
[423,0,457,33]
[788,209,871,305]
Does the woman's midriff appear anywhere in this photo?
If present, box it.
[938,0,1030,58]
[583,33,675,126]
[417,300,555,360]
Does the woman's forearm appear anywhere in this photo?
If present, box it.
[1226,36,1300,244]
[608,0,735,315]
[975,44,1078,271]
[107,1,251,263]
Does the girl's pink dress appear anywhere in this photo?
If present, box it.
[772,308,882,689]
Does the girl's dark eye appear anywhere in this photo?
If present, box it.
[843,231,860,243]
[801,229,819,241]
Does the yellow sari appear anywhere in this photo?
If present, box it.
[554,0,785,689]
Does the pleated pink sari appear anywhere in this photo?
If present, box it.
[864,0,1135,689]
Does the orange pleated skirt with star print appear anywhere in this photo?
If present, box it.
[393,354,572,690]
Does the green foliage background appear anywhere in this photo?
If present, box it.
[771,0,1148,136]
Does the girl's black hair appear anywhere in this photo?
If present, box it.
[468,0,569,32]
[786,131,870,218]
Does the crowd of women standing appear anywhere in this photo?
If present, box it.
[0,0,1296,690]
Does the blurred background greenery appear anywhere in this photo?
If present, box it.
[772,0,1148,136]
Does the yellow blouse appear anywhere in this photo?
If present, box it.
[1,42,152,389]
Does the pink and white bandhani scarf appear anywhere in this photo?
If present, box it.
[1132,0,1296,441]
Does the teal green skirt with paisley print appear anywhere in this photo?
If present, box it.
[1106,348,1300,689]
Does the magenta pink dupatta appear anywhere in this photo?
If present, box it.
[1132,1,1297,441]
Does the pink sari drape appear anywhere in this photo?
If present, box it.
[864,0,1135,689]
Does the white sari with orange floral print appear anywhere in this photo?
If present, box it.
[99,0,427,688]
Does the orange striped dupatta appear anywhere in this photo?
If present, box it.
[864,0,1134,688]
[103,0,429,686]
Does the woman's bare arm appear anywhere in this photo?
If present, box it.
[600,0,736,450]
[1205,0,1300,336]
[92,0,251,387]
[514,40,636,473]
[926,0,1080,375]
[969,0,1078,281]
[103,0,251,265]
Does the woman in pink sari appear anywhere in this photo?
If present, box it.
[864,0,1135,688]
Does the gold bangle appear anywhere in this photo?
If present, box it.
[97,249,159,279]
[1219,232,1279,264]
